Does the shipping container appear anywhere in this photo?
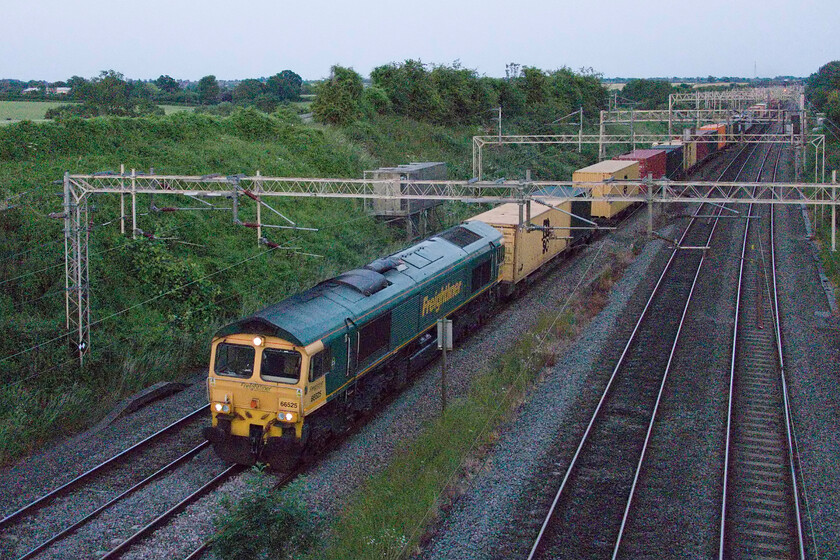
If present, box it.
[531,186,592,246]
[650,143,684,179]
[695,129,717,162]
[572,160,640,218]
[683,140,697,172]
[700,123,727,150]
[470,200,575,290]
[615,149,667,180]
[364,162,446,217]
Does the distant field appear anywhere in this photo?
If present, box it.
[0,100,69,124]
[160,105,195,115]
[0,101,195,124]
[604,81,751,91]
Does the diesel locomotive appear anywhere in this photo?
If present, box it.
[203,221,504,468]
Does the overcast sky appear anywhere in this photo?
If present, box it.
[3,0,836,82]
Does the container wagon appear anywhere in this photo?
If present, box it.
[572,160,640,219]
[470,197,583,297]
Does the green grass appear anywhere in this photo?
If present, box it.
[159,104,195,115]
[0,100,71,124]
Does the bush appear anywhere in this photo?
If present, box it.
[212,477,319,560]
[362,86,391,116]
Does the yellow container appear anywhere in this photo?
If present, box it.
[683,141,697,171]
[470,201,572,286]
[572,160,640,218]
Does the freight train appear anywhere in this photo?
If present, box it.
[202,117,759,468]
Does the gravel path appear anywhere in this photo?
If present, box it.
[775,196,840,558]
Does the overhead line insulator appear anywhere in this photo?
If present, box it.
[241,189,261,202]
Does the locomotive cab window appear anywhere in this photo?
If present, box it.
[309,347,333,381]
[260,348,302,384]
[358,313,392,363]
[214,343,255,379]
[471,260,491,293]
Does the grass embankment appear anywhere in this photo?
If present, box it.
[215,245,638,559]
[810,136,840,308]
[0,109,487,463]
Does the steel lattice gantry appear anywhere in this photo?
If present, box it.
[63,173,91,362]
[471,87,808,179]
[470,133,816,180]
[63,171,839,362]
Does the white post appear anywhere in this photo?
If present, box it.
[833,170,837,252]
[256,170,262,244]
[120,163,125,235]
[599,110,606,161]
[130,168,137,239]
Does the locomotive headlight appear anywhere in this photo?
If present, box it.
[278,411,295,422]
[253,336,264,346]
[214,403,231,414]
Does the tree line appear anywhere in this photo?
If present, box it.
[311,60,609,130]
[2,70,306,118]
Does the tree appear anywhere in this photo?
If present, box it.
[371,60,443,121]
[621,78,674,110]
[84,70,133,115]
[521,67,549,105]
[266,70,303,101]
[826,90,840,125]
[232,79,265,104]
[197,75,220,105]
[155,75,180,94]
[806,61,840,110]
[311,65,364,126]
[67,75,88,100]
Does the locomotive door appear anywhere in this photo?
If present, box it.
[344,318,358,400]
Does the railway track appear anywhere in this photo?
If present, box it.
[719,144,807,559]
[527,138,768,559]
[0,406,209,560]
[98,462,246,559]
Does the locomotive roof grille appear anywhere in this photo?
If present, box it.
[364,257,401,274]
[437,226,482,248]
[332,268,390,296]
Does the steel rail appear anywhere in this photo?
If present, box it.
[15,442,210,560]
[527,138,758,560]
[99,463,246,560]
[0,405,208,530]
[609,140,766,559]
